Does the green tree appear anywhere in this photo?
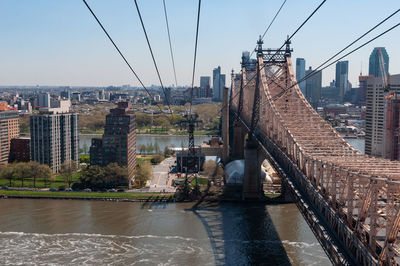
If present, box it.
[15,162,31,187]
[104,163,128,188]
[80,155,90,164]
[154,142,161,154]
[139,144,147,154]
[164,146,174,158]
[1,164,16,187]
[80,165,105,189]
[83,143,88,154]
[150,154,164,165]
[146,143,154,154]
[134,161,152,187]
[60,161,79,188]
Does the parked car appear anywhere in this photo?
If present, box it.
[117,188,125,192]
[49,188,57,192]
[83,188,92,192]
[1,186,8,190]
[108,189,116,193]
[65,188,73,192]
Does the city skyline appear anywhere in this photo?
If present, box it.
[0,1,399,88]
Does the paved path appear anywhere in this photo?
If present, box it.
[146,157,176,193]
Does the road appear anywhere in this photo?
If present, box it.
[145,157,176,193]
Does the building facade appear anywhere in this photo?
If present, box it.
[30,111,79,172]
[212,66,226,101]
[305,66,322,108]
[200,76,211,98]
[90,102,136,180]
[365,74,400,157]
[369,47,389,77]
[38,93,51,108]
[335,61,349,103]
[0,111,19,164]
[296,58,306,96]
[9,137,30,163]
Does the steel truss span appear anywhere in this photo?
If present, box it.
[231,54,400,265]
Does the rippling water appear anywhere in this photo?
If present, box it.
[0,199,331,265]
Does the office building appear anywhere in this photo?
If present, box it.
[90,102,136,181]
[200,76,211,98]
[335,61,349,103]
[365,74,400,158]
[0,111,19,164]
[369,47,389,77]
[385,91,400,160]
[9,137,30,163]
[305,67,322,108]
[30,108,79,173]
[296,58,306,95]
[38,93,51,108]
[241,51,257,71]
[212,66,226,101]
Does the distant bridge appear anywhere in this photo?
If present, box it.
[227,38,400,265]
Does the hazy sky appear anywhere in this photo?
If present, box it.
[0,0,399,87]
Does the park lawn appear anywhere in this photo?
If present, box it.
[0,172,81,189]
[190,177,209,186]
[0,190,174,199]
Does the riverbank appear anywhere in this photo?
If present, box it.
[0,190,174,202]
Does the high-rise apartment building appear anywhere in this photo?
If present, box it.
[365,74,400,158]
[38,93,51,108]
[369,47,389,77]
[200,76,211,98]
[305,67,322,108]
[335,61,349,103]
[385,91,400,160]
[212,66,226,101]
[90,102,136,181]
[30,109,79,172]
[0,111,19,164]
[296,58,306,95]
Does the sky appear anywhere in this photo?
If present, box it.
[0,0,399,88]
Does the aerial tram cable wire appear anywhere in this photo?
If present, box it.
[81,0,167,115]
[223,0,327,113]
[163,0,178,88]
[133,0,173,115]
[188,0,202,115]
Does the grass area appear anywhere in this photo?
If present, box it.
[0,190,174,199]
[264,193,281,199]
[190,177,209,186]
[80,129,104,134]
[0,173,81,189]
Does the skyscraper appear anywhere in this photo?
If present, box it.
[90,102,136,181]
[212,66,226,101]
[369,47,389,77]
[365,74,400,158]
[296,58,306,95]
[38,93,50,108]
[335,61,349,103]
[0,111,19,164]
[305,67,322,108]
[200,76,211,98]
[30,109,79,172]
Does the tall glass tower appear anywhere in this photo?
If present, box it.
[296,58,306,95]
[369,47,389,77]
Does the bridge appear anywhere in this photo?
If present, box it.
[226,38,400,265]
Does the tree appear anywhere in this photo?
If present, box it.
[135,161,152,187]
[80,155,90,164]
[60,161,79,188]
[83,143,88,155]
[139,144,147,154]
[146,143,154,154]
[164,146,174,158]
[79,165,105,189]
[154,142,161,154]
[150,154,164,165]
[1,164,16,187]
[104,163,128,188]
[15,162,31,187]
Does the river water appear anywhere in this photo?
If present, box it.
[0,199,331,265]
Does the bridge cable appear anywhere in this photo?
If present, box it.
[81,0,167,115]
[225,0,327,113]
[188,0,202,115]
[288,8,400,98]
[247,0,287,62]
[163,0,178,88]
[272,21,400,101]
[133,0,173,115]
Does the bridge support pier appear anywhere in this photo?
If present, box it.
[231,122,245,159]
[242,138,263,200]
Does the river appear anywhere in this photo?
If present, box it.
[79,134,212,153]
[0,199,330,265]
